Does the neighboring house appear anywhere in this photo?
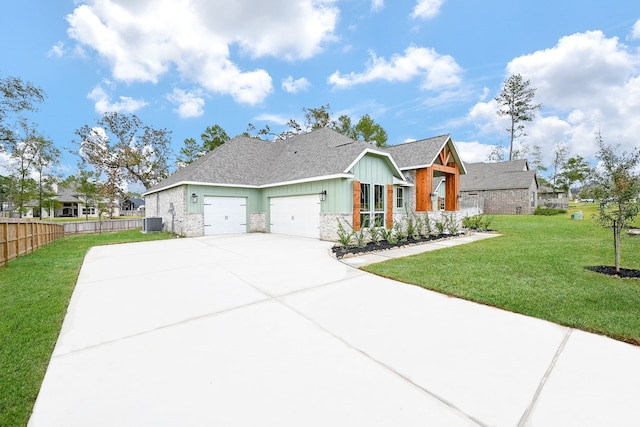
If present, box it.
[460,159,539,214]
[538,185,569,209]
[143,128,467,240]
[54,185,121,218]
[121,197,145,213]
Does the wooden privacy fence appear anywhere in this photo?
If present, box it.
[63,219,144,234]
[0,220,65,268]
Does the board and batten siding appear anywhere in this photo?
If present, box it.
[350,154,398,185]
[187,185,261,214]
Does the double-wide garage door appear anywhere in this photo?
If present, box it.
[270,195,320,239]
[203,196,247,235]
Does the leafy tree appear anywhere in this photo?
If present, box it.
[0,74,46,146]
[4,122,39,217]
[550,144,569,190]
[71,169,101,220]
[486,145,506,162]
[31,135,60,217]
[302,104,332,130]
[353,114,388,147]
[495,74,541,161]
[244,105,388,146]
[512,142,546,174]
[177,125,229,166]
[75,112,172,190]
[591,133,640,275]
[557,155,591,197]
[0,175,11,212]
[332,115,357,139]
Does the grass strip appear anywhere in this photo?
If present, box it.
[0,229,173,427]
[364,212,640,344]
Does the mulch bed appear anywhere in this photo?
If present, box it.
[331,233,465,259]
[585,266,640,279]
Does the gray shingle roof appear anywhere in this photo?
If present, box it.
[385,135,449,169]
[56,185,82,203]
[145,128,468,194]
[146,128,390,193]
[460,161,537,192]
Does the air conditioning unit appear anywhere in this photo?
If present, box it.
[143,217,163,233]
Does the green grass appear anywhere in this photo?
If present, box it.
[364,208,640,345]
[0,229,173,427]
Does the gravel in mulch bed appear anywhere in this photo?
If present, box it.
[332,233,465,259]
[585,266,640,279]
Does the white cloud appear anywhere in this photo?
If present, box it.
[167,88,205,119]
[281,76,311,94]
[48,41,65,58]
[371,0,384,12]
[412,0,443,20]
[87,84,147,114]
[254,113,291,126]
[631,19,640,40]
[66,0,338,106]
[0,152,15,176]
[465,30,640,167]
[455,141,495,164]
[328,45,461,91]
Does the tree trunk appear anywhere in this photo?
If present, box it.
[613,220,621,275]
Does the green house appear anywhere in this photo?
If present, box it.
[143,128,466,240]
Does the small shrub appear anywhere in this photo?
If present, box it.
[434,218,445,235]
[423,212,432,235]
[406,216,416,239]
[336,219,354,247]
[463,214,494,231]
[380,227,395,244]
[412,214,425,239]
[354,227,368,248]
[369,219,382,245]
[444,213,459,234]
[393,220,407,242]
[535,206,567,216]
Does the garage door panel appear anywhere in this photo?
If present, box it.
[204,197,247,235]
[270,195,320,239]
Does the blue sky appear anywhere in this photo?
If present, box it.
[2,0,640,185]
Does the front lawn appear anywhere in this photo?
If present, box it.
[364,211,640,345]
[0,229,173,427]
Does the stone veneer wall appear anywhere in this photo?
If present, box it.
[250,212,267,233]
[145,186,204,237]
[320,212,352,241]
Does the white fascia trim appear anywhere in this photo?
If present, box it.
[344,148,407,181]
[260,173,353,188]
[449,139,468,174]
[393,177,414,186]
[143,181,260,196]
[399,164,431,171]
[142,175,354,196]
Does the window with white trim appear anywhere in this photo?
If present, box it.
[360,183,385,228]
[396,187,404,209]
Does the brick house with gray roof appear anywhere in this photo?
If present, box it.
[460,159,539,214]
[143,127,467,239]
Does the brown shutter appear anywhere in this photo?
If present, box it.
[386,185,393,229]
[416,168,434,211]
[445,162,460,211]
[353,180,361,231]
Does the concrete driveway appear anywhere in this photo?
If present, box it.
[29,234,640,426]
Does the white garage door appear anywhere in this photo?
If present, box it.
[270,195,321,239]
[203,196,247,235]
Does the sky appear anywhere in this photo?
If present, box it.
[2,0,640,185]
